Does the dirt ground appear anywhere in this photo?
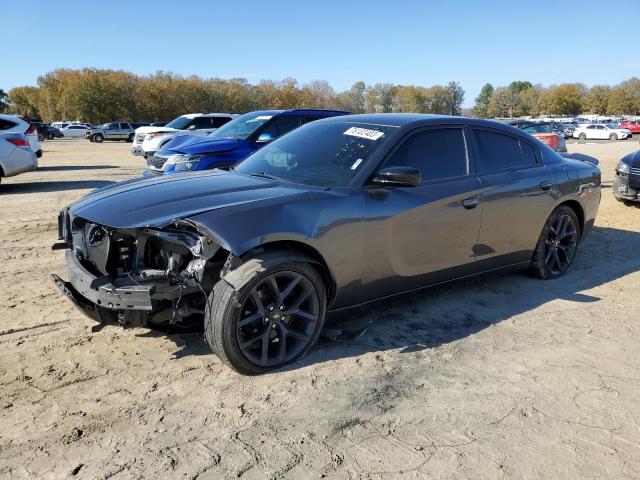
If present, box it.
[1,138,639,480]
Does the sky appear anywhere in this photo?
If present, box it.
[1,0,638,107]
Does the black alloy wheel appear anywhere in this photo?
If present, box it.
[543,214,578,276]
[235,271,320,368]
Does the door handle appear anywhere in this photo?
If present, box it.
[462,197,480,209]
[540,181,553,191]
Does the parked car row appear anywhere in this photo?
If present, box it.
[53,113,602,374]
[572,124,632,141]
[131,113,238,157]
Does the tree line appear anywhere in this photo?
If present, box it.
[472,78,640,118]
[5,69,639,123]
[5,69,465,123]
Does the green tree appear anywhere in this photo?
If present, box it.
[365,83,396,113]
[336,81,366,113]
[444,81,465,116]
[472,83,494,118]
[0,89,9,112]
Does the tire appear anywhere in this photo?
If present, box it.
[93,134,103,143]
[530,205,580,279]
[578,133,586,140]
[609,133,618,141]
[47,132,53,140]
[127,133,134,142]
[204,254,327,375]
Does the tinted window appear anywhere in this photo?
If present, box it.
[0,119,17,130]
[474,129,523,173]
[520,141,538,166]
[383,128,468,182]
[192,117,214,129]
[120,123,130,130]
[587,125,595,129]
[210,117,232,128]
[259,116,303,139]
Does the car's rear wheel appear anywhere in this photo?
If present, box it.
[127,133,134,142]
[578,133,587,140]
[93,134,103,143]
[530,206,580,279]
[204,254,327,375]
[609,133,618,141]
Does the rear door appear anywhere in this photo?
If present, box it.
[362,125,484,300]
[471,127,557,267]
[119,123,131,139]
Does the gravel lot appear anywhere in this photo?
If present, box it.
[1,138,639,479]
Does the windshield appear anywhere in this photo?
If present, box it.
[233,121,398,187]
[607,123,618,129]
[164,116,192,130]
[209,112,275,140]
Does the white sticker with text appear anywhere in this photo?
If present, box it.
[343,127,385,141]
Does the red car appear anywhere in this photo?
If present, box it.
[619,120,640,133]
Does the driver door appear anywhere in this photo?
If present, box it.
[362,126,483,301]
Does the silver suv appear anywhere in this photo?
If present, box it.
[86,122,138,143]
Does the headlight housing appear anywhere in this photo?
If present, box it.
[164,154,204,172]
[616,160,630,174]
[145,132,166,140]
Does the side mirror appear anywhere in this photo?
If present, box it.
[256,132,273,143]
[187,125,197,130]
[372,166,421,187]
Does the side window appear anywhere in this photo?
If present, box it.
[0,119,17,130]
[519,140,538,166]
[106,123,117,130]
[473,129,524,173]
[192,117,213,129]
[210,117,232,128]
[587,125,595,130]
[260,116,303,139]
[120,123,129,130]
[384,128,468,182]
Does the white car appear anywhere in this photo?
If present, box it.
[573,124,631,141]
[60,125,89,138]
[0,114,42,158]
[0,132,38,184]
[131,113,237,157]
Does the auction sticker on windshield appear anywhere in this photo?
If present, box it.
[344,127,385,141]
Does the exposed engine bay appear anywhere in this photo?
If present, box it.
[52,208,226,330]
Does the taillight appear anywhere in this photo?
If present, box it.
[7,137,30,147]
[24,122,36,135]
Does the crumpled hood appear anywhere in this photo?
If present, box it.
[69,170,308,229]
[163,136,241,155]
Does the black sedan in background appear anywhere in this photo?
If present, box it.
[53,115,601,374]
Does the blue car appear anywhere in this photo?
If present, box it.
[145,109,349,175]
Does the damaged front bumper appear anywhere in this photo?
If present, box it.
[613,171,640,202]
[52,208,222,329]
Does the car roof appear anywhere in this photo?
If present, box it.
[316,113,529,132]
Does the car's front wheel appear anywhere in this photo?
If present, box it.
[204,254,327,375]
[609,133,618,141]
[530,206,580,279]
[578,133,587,140]
[93,134,103,143]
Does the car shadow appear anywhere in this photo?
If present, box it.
[156,226,640,369]
[285,225,640,372]
[0,180,115,194]
[37,165,119,172]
